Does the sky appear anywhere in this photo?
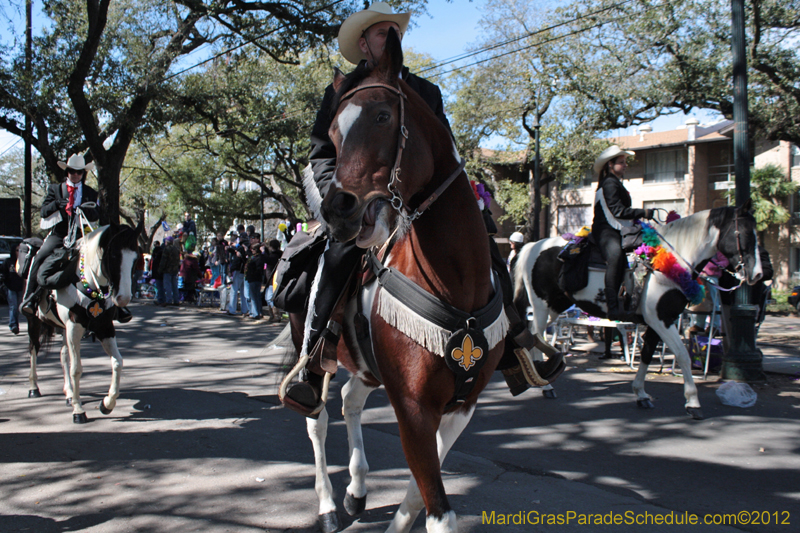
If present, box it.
[0,0,722,157]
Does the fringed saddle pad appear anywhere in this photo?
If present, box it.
[369,253,509,358]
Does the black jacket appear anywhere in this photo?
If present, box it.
[1,255,24,292]
[308,63,452,197]
[41,181,100,237]
[592,174,646,233]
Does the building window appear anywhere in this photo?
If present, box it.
[792,247,800,282]
[792,145,800,168]
[644,150,688,182]
[557,205,592,236]
[644,199,686,218]
[792,190,800,224]
[562,169,594,190]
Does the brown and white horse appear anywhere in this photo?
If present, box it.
[27,223,140,423]
[282,31,505,532]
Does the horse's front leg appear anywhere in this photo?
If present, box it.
[98,337,123,415]
[632,327,660,409]
[662,323,702,419]
[64,322,88,423]
[387,406,475,533]
[60,341,72,405]
[27,318,43,398]
[341,375,376,517]
[307,406,339,533]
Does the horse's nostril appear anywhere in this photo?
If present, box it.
[330,192,360,218]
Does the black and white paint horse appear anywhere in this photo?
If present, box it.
[27,223,140,423]
[513,204,762,419]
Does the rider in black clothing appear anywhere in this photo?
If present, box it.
[592,145,655,321]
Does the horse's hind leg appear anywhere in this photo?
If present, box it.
[341,376,375,516]
[387,406,475,533]
[27,319,42,397]
[307,407,339,533]
[632,327,660,409]
[99,337,123,415]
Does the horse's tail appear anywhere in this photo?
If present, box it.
[272,320,300,394]
[27,316,56,357]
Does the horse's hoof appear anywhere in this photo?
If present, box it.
[542,389,557,399]
[318,510,340,533]
[686,407,704,420]
[28,389,42,398]
[636,398,655,409]
[344,492,367,516]
[66,398,72,406]
[73,412,89,424]
[99,401,112,415]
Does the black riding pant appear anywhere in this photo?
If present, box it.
[306,239,365,349]
[596,226,625,295]
[24,234,64,298]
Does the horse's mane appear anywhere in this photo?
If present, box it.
[658,206,735,256]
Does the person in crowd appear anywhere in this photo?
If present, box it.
[179,250,202,303]
[1,242,25,334]
[160,236,181,306]
[507,231,525,273]
[213,232,228,283]
[226,240,249,316]
[150,240,166,306]
[264,239,282,322]
[245,241,266,320]
[591,145,655,322]
[236,224,249,248]
[282,2,563,417]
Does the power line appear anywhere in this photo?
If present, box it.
[0,136,22,158]
[424,0,659,79]
[416,0,636,75]
[164,0,347,81]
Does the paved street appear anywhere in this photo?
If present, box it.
[1,301,799,532]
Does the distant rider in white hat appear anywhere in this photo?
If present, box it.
[592,145,655,321]
[21,154,100,316]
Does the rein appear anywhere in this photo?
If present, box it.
[336,81,466,222]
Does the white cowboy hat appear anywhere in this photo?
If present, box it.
[57,154,95,172]
[593,145,634,176]
[509,232,524,244]
[337,2,411,65]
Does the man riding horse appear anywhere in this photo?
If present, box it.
[20,153,132,323]
[283,2,564,418]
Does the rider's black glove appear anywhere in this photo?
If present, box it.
[644,208,655,220]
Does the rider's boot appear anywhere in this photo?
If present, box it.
[20,284,43,317]
[116,307,133,323]
[605,288,637,322]
[283,320,341,419]
[504,305,566,388]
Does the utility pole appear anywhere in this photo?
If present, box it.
[23,0,33,237]
[532,113,541,241]
[722,0,766,382]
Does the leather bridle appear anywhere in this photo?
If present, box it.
[336,81,466,223]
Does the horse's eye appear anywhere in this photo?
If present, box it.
[376,112,390,124]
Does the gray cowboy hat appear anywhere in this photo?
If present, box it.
[337,2,411,65]
[57,154,95,172]
[593,145,634,176]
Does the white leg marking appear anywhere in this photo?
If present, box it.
[100,337,124,413]
[342,376,374,500]
[426,512,458,533]
[307,407,337,516]
[65,322,85,415]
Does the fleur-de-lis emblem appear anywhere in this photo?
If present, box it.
[88,301,103,318]
[451,333,483,371]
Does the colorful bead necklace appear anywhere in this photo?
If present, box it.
[80,252,110,301]
[634,222,705,305]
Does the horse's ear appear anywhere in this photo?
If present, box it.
[737,197,753,215]
[333,67,346,92]
[376,27,403,84]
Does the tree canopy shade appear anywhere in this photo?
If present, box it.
[0,0,429,225]
[534,0,800,146]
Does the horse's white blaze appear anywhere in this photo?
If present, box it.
[337,103,362,149]
[114,249,137,307]
[426,512,458,533]
[342,376,374,500]
[306,408,337,516]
